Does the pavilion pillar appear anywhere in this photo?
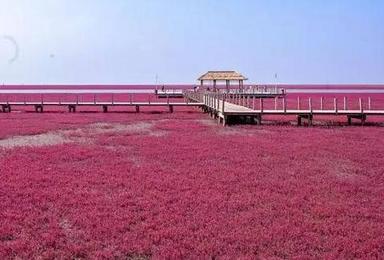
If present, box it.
[213,80,217,92]
[226,80,230,93]
[239,80,244,90]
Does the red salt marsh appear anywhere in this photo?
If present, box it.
[0,92,384,258]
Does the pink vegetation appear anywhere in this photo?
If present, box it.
[0,96,384,258]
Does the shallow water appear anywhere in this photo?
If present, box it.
[1,88,384,94]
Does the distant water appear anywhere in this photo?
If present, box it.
[0,89,154,94]
[0,84,384,94]
[1,84,384,90]
[0,88,384,94]
[286,89,384,94]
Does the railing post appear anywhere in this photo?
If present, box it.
[274,97,278,110]
[222,93,225,113]
[297,96,300,110]
[208,93,210,107]
[359,98,363,113]
[283,97,287,113]
[112,93,114,105]
[94,94,96,104]
[320,97,324,110]
[260,98,264,112]
[253,96,255,110]
[209,94,211,108]
[208,94,210,108]
[130,94,133,104]
[309,97,312,113]
[343,97,347,110]
[368,97,371,110]
[334,98,338,113]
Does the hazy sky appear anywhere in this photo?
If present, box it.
[0,0,383,84]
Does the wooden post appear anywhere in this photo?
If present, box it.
[334,98,338,113]
[149,95,151,104]
[283,97,287,113]
[320,97,324,110]
[222,93,225,113]
[94,94,96,104]
[359,98,363,113]
[368,97,371,110]
[136,105,140,113]
[309,97,312,113]
[252,96,255,110]
[260,98,264,113]
[297,96,300,110]
[112,94,114,105]
[274,97,278,110]
[76,95,79,105]
[308,114,313,126]
[209,94,211,108]
[68,105,76,113]
[343,97,347,110]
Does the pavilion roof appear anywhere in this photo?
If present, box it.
[198,71,248,81]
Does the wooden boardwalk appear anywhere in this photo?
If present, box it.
[184,91,384,126]
[0,100,203,113]
[1,90,384,126]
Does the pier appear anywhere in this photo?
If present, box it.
[0,88,383,126]
[184,91,384,126]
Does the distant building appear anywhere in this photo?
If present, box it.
[198,71,248,92]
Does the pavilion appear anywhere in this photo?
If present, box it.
[198,71,248,92]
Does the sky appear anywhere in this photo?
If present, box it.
[0,0,383,84]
